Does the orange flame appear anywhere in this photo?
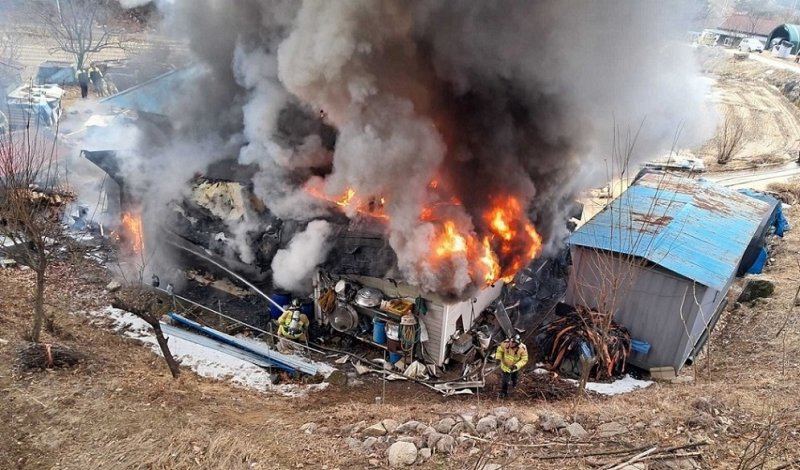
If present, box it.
[480,236,501,283]
[304,178,542,287]
[304,183,388,220]
[435,221,468,257]
[336,188,356,207]
[121,211,144,254]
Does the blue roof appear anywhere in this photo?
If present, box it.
[570,173,771,291]
[100,66,199,115]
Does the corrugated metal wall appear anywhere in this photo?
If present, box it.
[344,275,502,365]
[566,247,724,372]
[348,275,448,365]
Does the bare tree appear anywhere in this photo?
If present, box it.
[29,0,128,70]
[0,27,23,65]
[0,126,69,342]
[714,112,747,164]
[111,286,181,379]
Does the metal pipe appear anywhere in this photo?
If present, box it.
[167,240,286,313]
[157,287,328,356]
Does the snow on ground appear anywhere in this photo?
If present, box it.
[88,306,329,397]
[574,374,653,396]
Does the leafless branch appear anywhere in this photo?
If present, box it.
[27,0,129,70]
[715,112,748,165]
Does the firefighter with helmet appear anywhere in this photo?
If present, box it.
[276,299,309,352]
[495,334,528,398]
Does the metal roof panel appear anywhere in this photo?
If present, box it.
[570,173,771,291]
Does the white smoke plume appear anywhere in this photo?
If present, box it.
[271,220,333,293]
[108,0,714,298]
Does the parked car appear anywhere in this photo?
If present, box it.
[739,38,765,53]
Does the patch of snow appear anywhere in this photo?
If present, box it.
[64,230,96,242]
[89,306,327,397]
[567,374,653,396]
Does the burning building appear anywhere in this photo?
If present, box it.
[74,1,717,375]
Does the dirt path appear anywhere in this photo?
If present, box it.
[700,63,800,171]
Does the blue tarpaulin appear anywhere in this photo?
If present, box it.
[737,189,790,274]
[746,247,769,275]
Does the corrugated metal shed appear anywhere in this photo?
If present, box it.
[570,173,770,291]
[100,66,199,115]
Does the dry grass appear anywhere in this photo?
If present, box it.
[2,209,800,468]
[768,178,800,205]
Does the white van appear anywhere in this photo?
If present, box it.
[739,37,765,53]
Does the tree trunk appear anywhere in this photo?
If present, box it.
[152,322,181,379]
[31,265,46,343]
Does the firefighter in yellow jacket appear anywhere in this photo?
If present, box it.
[495,334,528,398]
[276,299,309,353]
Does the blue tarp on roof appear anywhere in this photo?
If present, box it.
[570,173,772,291]
[737,188,789,237]
[100,66,199,115]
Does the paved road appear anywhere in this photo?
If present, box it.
[707,163,800,189]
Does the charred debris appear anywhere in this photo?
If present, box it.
[71,90,786,393]
[76,150,793,394]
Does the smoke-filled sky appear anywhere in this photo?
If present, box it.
[118,0,714,298]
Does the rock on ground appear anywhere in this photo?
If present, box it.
[363,423,387,437]
[521,423,538,435]
[382,419,400,434]
[436,434,456,453]
[362,437,378,451]
[564,422,588,439]
[346,437,362,451]
[450,421,471,435]
[300,422,319,434]
[418,447,432,461]
[596,422,628,438]
[387,441,418,467]
[426,431,444,449]
[476,416,498,435]
[492,406,512,422]
[503,416,520,433]
[540,412,567,432]
[434,417,456,434]
[395,420,422,434]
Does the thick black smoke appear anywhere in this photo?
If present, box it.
[122,0,714,298]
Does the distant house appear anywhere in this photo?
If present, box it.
[566,173,772,375]
[706,13,781,47]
